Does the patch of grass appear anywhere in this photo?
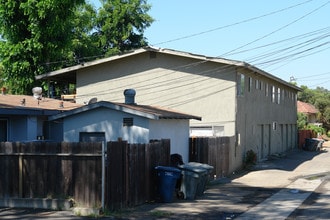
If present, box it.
[305,174,326,180]
[150,210,173,217]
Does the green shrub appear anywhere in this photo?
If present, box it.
[245,150,257,166]
[306,124,325,136]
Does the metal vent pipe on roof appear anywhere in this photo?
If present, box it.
[124,89,136,104]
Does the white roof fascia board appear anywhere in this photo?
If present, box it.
[49,101,159,121]
[36,48,148,80]
[237,62,301,91]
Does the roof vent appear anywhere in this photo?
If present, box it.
[124,89,136,105]
[32,87,42,100]
[88,97,97,105]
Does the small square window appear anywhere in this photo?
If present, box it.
[248,77,252,92]
[123,117,133,126]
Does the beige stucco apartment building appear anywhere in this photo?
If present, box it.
[37,47,301,172]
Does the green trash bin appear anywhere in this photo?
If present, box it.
[187,162,214,196]
[178,164,206,200]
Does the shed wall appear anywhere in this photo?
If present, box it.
[9,116,27,141]
[149,119,190,162]
[62,107,149,143]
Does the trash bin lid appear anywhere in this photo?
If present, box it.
[155,165,181,173]
[187,162,214,171]
[178,164,207,174]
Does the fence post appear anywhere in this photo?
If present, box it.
[101,141,106,211]
[19,155,23,198]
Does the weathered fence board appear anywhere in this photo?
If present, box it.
[189,137,230,178]
[105,140,170,211]
[0,139,170,210]
[0,142,103,208]
[106,141,127,210]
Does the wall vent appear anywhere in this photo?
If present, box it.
[123,117,133,127]
[149,51,157,59]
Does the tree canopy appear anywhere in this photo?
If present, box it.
[0,0,153,94]
[298,85,330,132]
[0,0,85,94]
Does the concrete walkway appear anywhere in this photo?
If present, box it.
[124,141,330,219]
[237,178,322,219]
[235,141,330,219]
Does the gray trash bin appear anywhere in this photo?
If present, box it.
[187,162,214,196]
[178,164,206,200]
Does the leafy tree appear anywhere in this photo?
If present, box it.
[0,0,84,94]
[0,0,154,94]
[70,3,101,64]
[298,85,330,133]
[96,0,154,56]
[323,107,330,125]
[297,112,308,130]
[298,85,316,104]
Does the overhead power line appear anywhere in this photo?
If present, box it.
[245,27,330,62]
[249,33,330,66]
[297,71,330,79]
[223,26,330,57]
[220,0,330,57]
[150,0,315,46]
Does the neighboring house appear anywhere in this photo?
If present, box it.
[297,101,321,126]
[36,47,301,171]
[48,89,201,161]
[0,93,82,142]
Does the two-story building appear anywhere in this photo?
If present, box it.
[36,47,301,171]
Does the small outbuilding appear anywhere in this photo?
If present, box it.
[48,89,201,162]
[297,101,320,125]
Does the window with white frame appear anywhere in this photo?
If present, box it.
[277,88,281,104]
[271,86,276,103]
[237,72,245,96]
[248,77,252,92]
[255,79,262,90]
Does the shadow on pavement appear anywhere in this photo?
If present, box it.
[252,148,325,172]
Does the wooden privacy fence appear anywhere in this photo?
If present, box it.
[298,130,314,149]
[0,139,170,210]
[105,139,170,210]
[0,141,103,208]
[189,137,230,178]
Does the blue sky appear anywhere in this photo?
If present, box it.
[90,0,330,89]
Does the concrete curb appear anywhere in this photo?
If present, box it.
[0,198,72,210]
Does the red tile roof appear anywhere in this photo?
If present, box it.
[297,101,319,114]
